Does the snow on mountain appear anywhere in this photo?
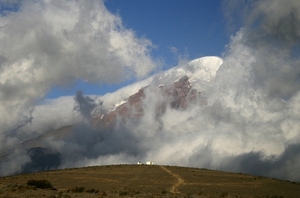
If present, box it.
[32,56,222,119]
[100,56,223,111]
[18,56,222,147]
[188,56,223,82]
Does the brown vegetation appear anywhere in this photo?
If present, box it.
[0,165,299,197]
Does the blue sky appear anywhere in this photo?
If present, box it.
[105,0,228,63]
[46,0,229,98]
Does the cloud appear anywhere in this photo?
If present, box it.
[1,0,300,183]
[74,90,103,121]
[218,143,300,181]
[0,0,156,152]
[223,0,300,99]
[51,0,300,182]
[169,46,178,54]
[0,149,31,176]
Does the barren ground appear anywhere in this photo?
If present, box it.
[0,165,299,198]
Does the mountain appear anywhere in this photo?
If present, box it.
[92,75,207,128]
[0,56,223,175]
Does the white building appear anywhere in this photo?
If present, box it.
[146,161,154,165]
[137,161,142,165]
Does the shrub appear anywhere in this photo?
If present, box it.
[86,188,99,193]
[198,191,203,195]
[70,186,85,193]
[220,192,228,197]
[161,189,167,194]
[119,191,129,196]
[27,179,53,189]
[101,191,107,196]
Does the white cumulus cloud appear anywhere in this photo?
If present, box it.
[0,0,157,151]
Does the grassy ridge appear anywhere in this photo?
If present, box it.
[0,165,299,198]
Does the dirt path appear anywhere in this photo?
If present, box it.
[160,166,185,194]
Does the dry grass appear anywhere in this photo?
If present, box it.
[0,164,299,198]
[165,166,300,197]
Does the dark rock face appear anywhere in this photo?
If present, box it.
[159,75,205,110]
[92,88,145,127]
[92,76,205,127]
[22,147,62,174]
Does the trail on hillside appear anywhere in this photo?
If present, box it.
[160,166,185,194]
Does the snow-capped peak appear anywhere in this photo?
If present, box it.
[188,56,223,82]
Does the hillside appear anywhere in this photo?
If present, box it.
[0,165,299,198]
